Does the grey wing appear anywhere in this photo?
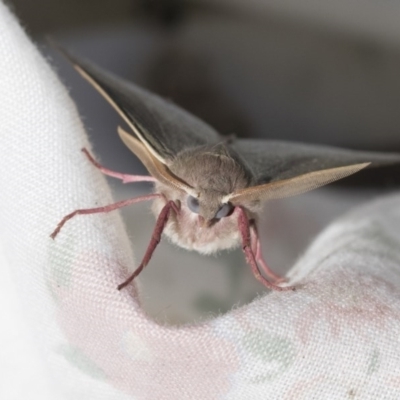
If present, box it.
[61,49,220,163]
[231,139,400,184]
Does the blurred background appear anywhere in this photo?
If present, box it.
[9,0,400,159]
[5,0,400,322]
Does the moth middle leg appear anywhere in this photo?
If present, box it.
[50,193,161,239]
[51,147,159,238]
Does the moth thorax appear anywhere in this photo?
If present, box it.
[169,146,252,195]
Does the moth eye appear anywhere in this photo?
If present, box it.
[215,203,233,219]
[187,195,200,214]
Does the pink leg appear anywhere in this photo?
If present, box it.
[50,193,160,239]
[117,200,178,290]
[250,224,286,283]
[82,148,156,184]
[237,207,294,291]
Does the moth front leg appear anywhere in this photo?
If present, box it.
[250,223,286,283]
[117,200,179,290]
[237,207,294,291]
[82,148,156,184]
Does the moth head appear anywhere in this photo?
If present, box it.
[185,192,234,227]
[169,145,253,225]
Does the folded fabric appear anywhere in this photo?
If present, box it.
[1,2,400,399]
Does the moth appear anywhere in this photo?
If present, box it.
[50,47,400,291]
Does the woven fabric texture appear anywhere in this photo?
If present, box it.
[1,2,400,399]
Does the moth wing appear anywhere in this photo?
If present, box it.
[117,127,195,194]
[226,163,369,204]
[59,48,220,164]
[231,139,400,184]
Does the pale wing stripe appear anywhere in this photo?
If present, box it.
[118,128,195,195]
[224,163,370,204]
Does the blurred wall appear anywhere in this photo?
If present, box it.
[8,0,135,34]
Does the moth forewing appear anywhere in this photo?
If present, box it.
[69,66,165,165]
[224,162,370,204]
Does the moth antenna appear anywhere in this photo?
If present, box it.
[118,200,178,290]
[81,147,156,184]
[237,207,294,291]
[50,194,160,239]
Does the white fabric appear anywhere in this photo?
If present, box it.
[1,2,400,399]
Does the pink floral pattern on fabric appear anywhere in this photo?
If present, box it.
[295,270,400,343]
[44,208,400,399]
